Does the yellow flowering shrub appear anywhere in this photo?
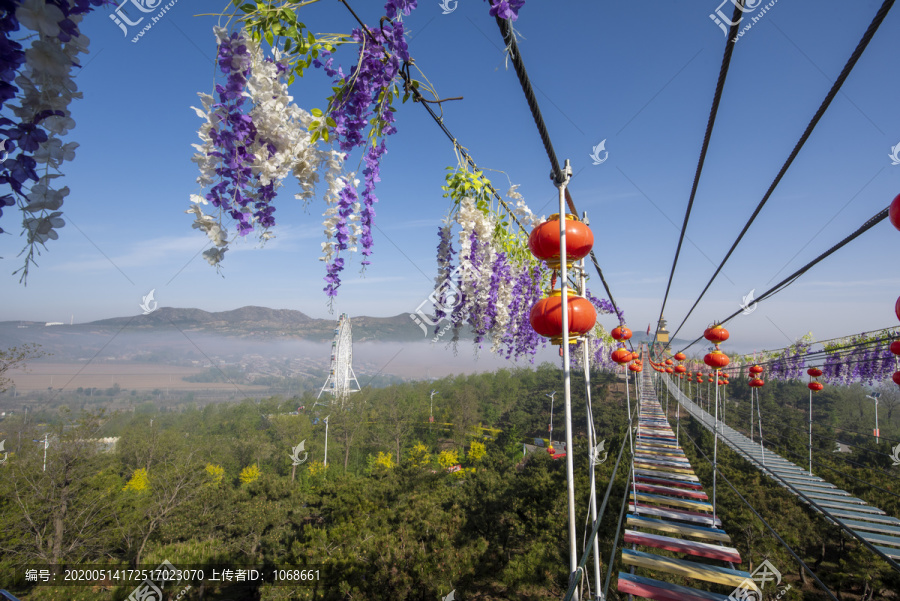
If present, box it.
[407,442,431,468]
[205,463,224,485]
[239,464,260,485]
[122,468,149,492]
[437,449,459,470]
[306,460,327,478]
[468,440,486,463]
[374,451,395,470]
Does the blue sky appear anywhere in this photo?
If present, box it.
[1,0,899,354]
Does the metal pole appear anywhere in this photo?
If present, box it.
[756,388,765,466]
[750,385,754,442]
[42,433,48,472]
[547,392,556,440]
[579,255,602,601]
[808,388,813,474]
[324,415,330,468]
[875,397,879,443]
[556,161,578,598]
[712,369,720,527]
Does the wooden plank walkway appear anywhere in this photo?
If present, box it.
[617,362,753,600]
[660,374,900,563]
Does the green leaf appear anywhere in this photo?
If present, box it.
[264,30,274,46]
[311,108,324,118]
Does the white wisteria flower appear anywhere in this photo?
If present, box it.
[15,0,65,37]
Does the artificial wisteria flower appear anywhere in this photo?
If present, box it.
[484,0,526,21]
[1,0,105,277]
[190,26,345,269]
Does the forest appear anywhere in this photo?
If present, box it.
[1,359,899,600]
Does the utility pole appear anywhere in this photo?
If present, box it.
[429,390,439,424]
[323,415,330,468]
[546,391,556,440]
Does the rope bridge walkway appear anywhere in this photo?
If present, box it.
[661,374,900,563]
[617,368,753,600]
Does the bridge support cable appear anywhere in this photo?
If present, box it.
[669,0,896,346]
[654,0,745,346]
[676,207,890,354]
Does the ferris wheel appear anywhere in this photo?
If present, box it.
[317,312,361,407]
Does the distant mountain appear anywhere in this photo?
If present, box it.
[1,306,433,343]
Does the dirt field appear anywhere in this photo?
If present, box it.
[5,362,271,392]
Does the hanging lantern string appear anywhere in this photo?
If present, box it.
[674,207,890,355]
[494,14,623,322]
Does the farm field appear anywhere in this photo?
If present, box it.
[4,362,273,393]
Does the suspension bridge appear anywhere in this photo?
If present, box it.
[661,374,900,563]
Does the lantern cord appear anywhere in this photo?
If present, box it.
[676,207,889,354]
[668,0,895,346]
[494,15,625,324]
[653,0,744,348]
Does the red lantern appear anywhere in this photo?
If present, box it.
[611,326,632,341]
[547,445,555,454]
[530,290,597,344]
[896,295,900,322]
[629,363,642,372]
[749,365,764,375]
[611,348,632,364]
[630,351,639,362]
[704,324,730,345]
[807,368,823,378]
[890,193,900,231]
[674,352,686,362]
[665,359,673,366]
[749,378,764,388]
[674,365,686,373]
[703,350,730,370]
[894,371,900,386]
[808,381,824,392]
[665,367,673,374]
[891,340,900,355]
[528,214,594,269]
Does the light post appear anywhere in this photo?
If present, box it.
[546,392,556,441]
[323,415,330,467]
[866,392,882,443]
[430,389,439,424]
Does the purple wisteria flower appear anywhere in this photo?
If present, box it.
[484,0,526,21]
[313,0,416,296]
